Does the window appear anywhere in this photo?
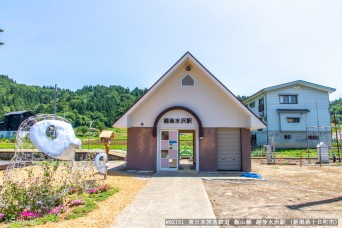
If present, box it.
[279,95,298,104]
[287,117,300,123]
[249,102,255,108]
[182,75,194,86]
[308,135,319,140]
[284,134,291,140]
[258,98,264,112]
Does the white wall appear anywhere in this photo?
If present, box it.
[246,94,266,130]
[129,63,251,128]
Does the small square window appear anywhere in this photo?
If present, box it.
[287,117,300,123]
[308,135,319,140]
[249,102,255,108]
[284,134,291,140]
[161,131,169,140]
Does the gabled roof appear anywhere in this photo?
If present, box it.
[244,80,336,104]
[113,52,266,129]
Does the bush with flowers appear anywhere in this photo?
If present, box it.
[69,199,85,207]
[0,213,5,221]
[49,205,65,215]
[17,209,40,221]
[88,184,110,194]
[0,176,116,226]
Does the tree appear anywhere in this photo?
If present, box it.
[95,122,106,132]
[76,126,89,137]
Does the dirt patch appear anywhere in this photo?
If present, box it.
[0,170,148,228]
[204,161,342,222]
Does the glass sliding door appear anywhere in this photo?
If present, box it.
[160,130,178,170]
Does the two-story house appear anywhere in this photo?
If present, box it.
[243,80,336,148]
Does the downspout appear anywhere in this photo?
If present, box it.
[265,94,269,145]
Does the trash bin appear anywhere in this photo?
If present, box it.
[317,142,329,163]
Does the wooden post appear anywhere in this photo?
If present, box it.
[104,143,109,155]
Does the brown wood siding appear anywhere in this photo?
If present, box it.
[199,128,217,171]
[127,127,157,171]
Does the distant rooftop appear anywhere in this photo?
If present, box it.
[244,80,336,104]
[4,111,33,116]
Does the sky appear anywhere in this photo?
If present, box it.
[0,0,341,100]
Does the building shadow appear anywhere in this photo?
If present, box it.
[287,196,342,210]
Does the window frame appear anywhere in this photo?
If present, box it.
[284,134,291,140]
[279,95,298,104]
[258,98,264,112]
[287,117,300,123]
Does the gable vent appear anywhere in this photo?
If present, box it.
[182,75,194,86]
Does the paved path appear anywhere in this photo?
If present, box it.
[112,174,218,228]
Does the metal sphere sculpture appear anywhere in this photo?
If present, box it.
[0,114,106,214]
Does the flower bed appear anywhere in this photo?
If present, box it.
[0,183,118,227]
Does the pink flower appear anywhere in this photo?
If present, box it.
[49,205,65,215]
[98,184,110,193]
[88,185,110,194]
[17,210,39,220]
[68,187,77,194]
[88,188,98,194]
[0,213,4,220]
[69,199,85,207]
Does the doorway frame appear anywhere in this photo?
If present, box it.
[157,128,199,171]
[178,130,196,170]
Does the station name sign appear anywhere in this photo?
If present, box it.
[163,118,193,124]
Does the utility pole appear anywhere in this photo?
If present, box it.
[88,120,94,151]
[334,114,341,162]
[54,84,57,114]
[0,28,4,46]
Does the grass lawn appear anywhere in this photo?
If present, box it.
[251,147,341,158]
[0,139,127,151]
[0,143,15,149]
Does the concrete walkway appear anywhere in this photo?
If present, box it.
[112,174,218,228]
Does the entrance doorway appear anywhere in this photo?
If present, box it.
[178,130,195,170]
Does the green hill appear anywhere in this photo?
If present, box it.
[0,75,147,129]
[330,98,342,123]
[0,74,340,129]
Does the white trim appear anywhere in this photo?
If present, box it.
[156,128,199,171]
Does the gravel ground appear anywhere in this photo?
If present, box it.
[204,161,342,224]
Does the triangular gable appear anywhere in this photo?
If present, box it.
[113,52,266,129]
[244,80,336,104]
